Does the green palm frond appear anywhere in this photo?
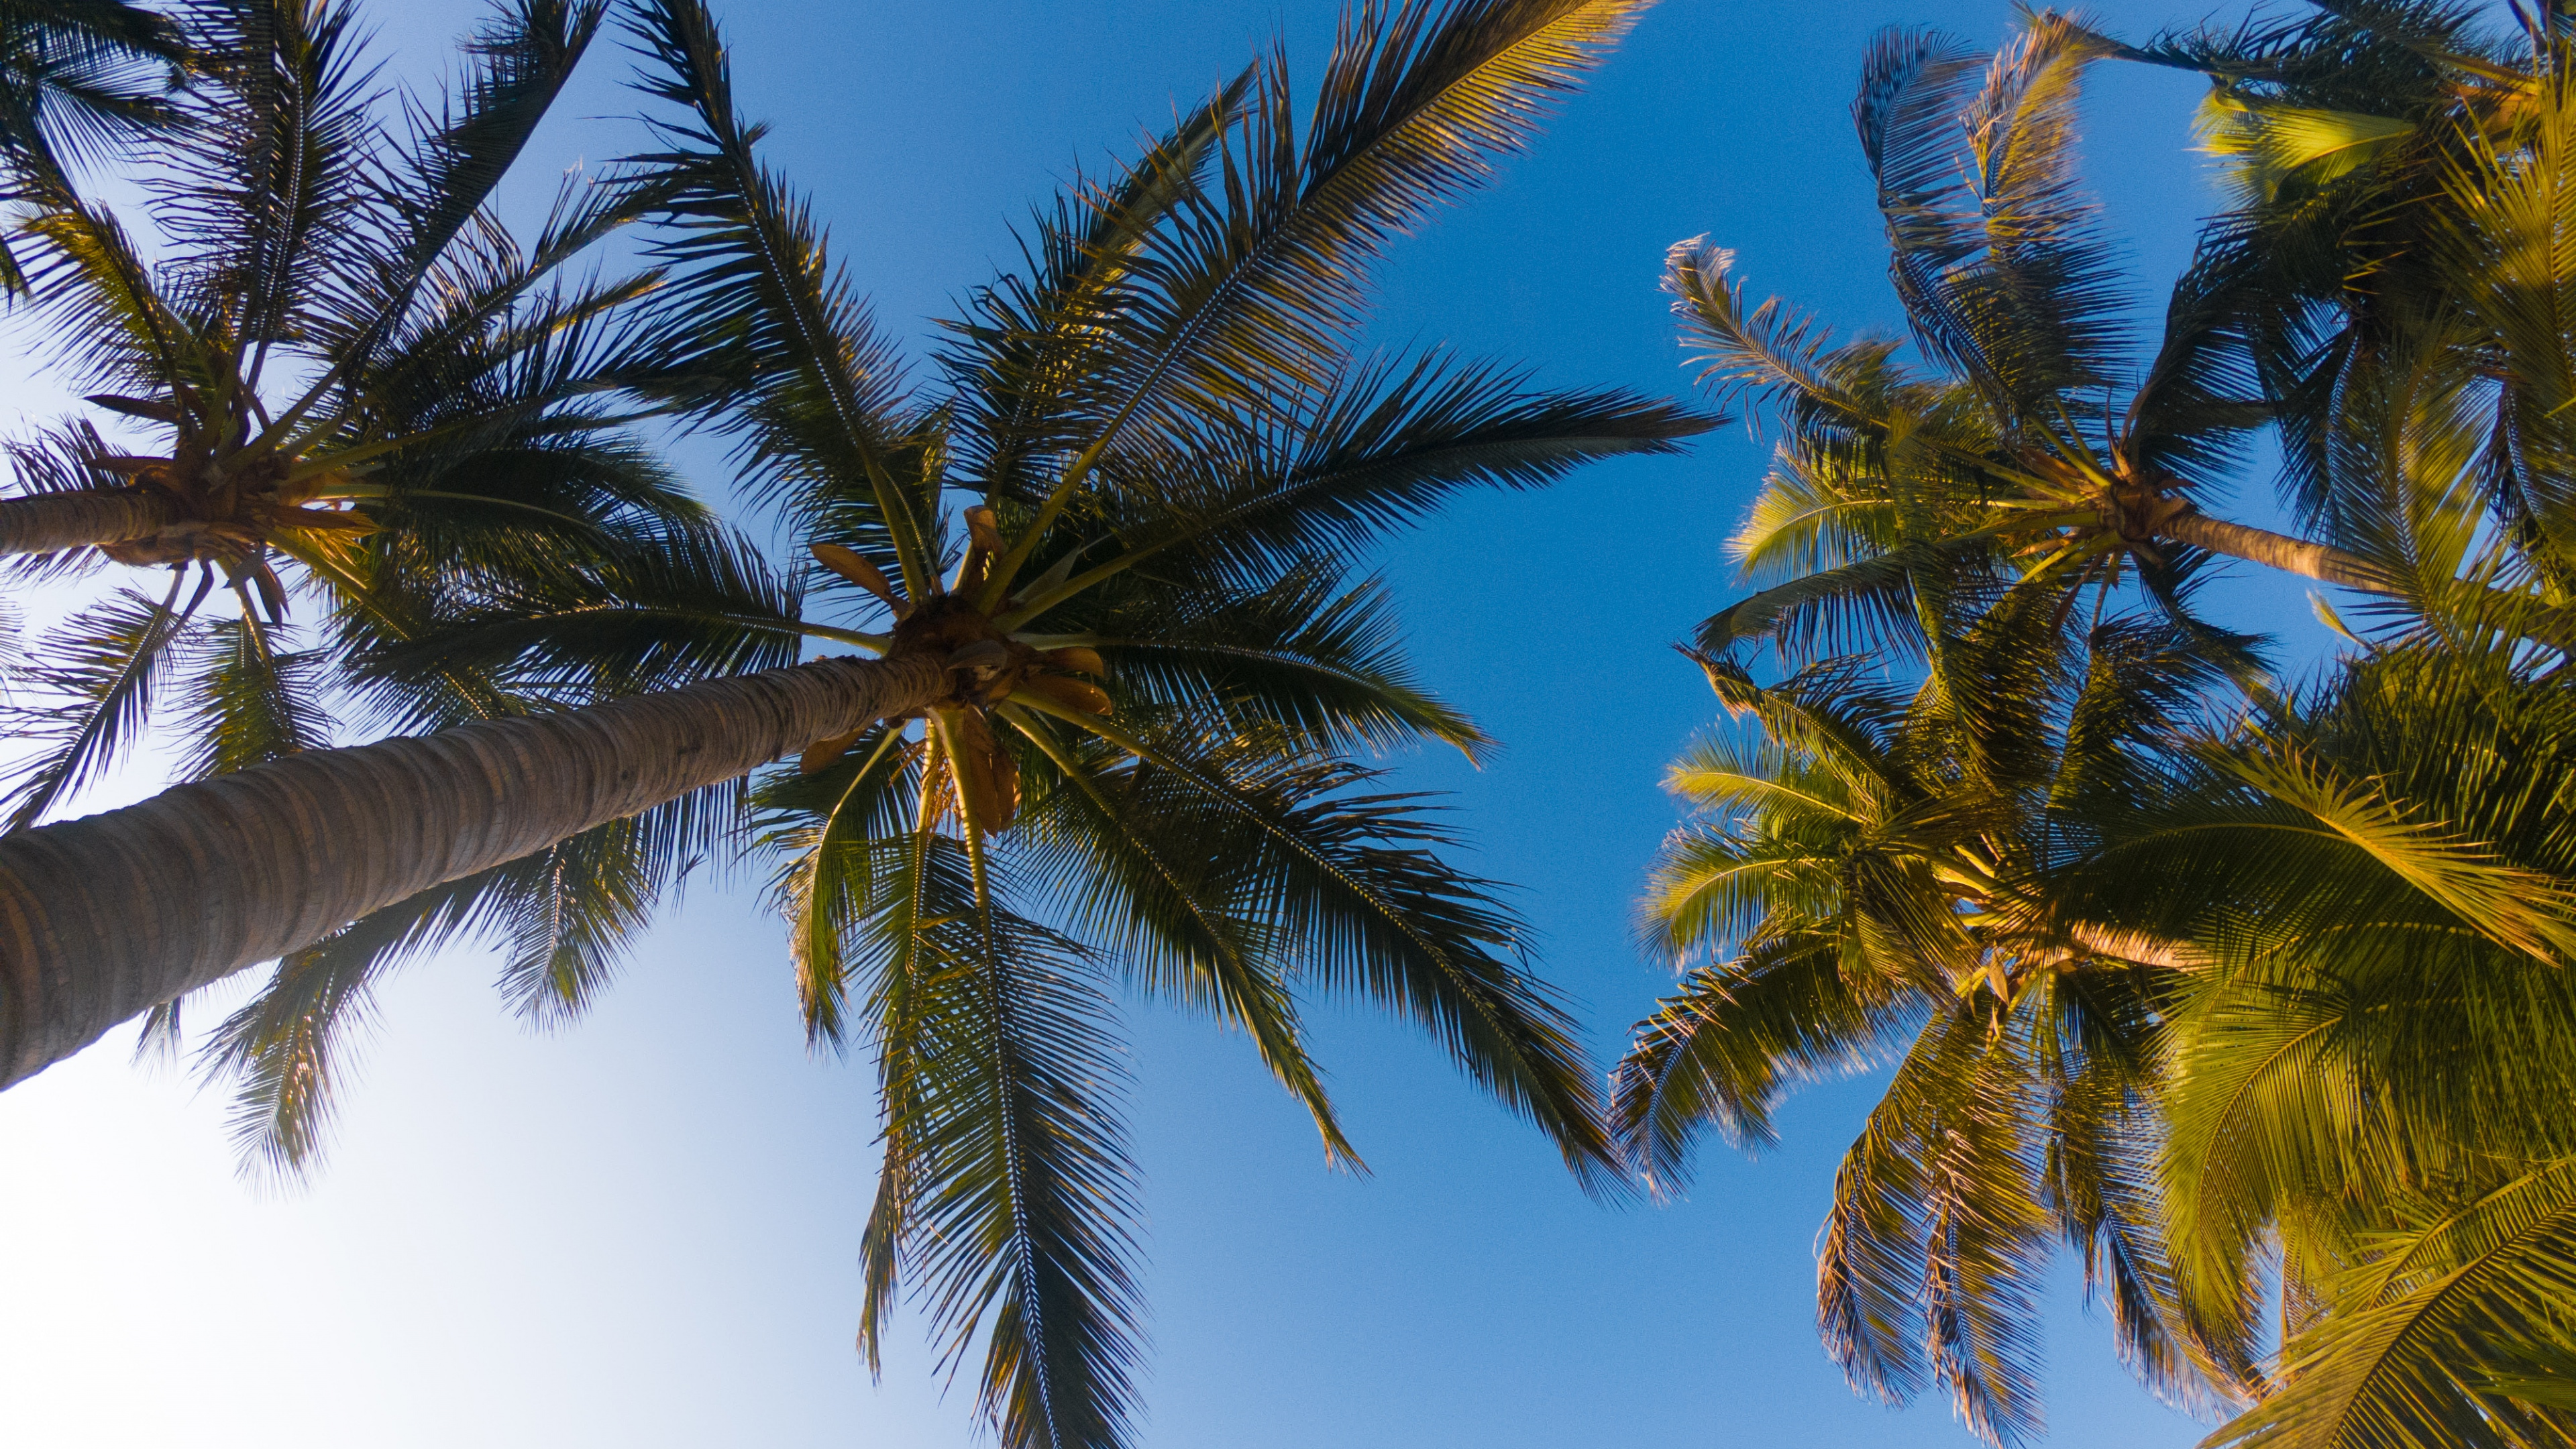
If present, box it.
[2122,233,2271,497]
[2198,89,2416,206]
[1862,17,2131,417]
[16,181,194,394]
[0,0,186,292]
[352,0,610,335]
[160,0,383,362]
[616,0,930,589]
[1730,433,1908,584]
[484,804,694,1026]
[1699,542,1965,659]
[347,523,809,707]
[1042,0,1658,520]
[1004,710,1354,1165]
[1085,565,1487,760]
[993,352,1703,626]
[202,798,714,1175]
[756,724,926,1048]
[942,66,1255,502]
[849,818,1144,1449]
[1665,233,1919,437]
[2223,739,2576,962]
[1018,698,1620,1193]
[200,865,509,1179]
[173,613,331,779]
[1819,992,2054,1448]
[0,577,186,830]
[1615,929,1914,1174]
[2031,965,2207,1404]
[2206,1159,2576,1449]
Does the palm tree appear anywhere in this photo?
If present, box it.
[0,1,751,1159]
[1,1,1698,1441]
[1614,572,2244,1444]
[2077,1,2576,576]
[1632,9,2576,1448]
[1659,12,2576,672]
[0,0,700,833]
[1616,13,2332,1444]
[0,0,680,575]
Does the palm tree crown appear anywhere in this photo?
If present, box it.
[1,3,1701,1447]
[594,5,1697,1440]
[0,0,700,832]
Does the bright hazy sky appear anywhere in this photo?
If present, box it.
[1,1,2340,1445]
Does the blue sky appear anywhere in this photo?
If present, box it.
[0,1,2344,1445]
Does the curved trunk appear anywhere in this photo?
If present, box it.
[2157,511,2392,593]
[0,651,951,1088]
[0,489,176,557]
[2159,510,2576,650]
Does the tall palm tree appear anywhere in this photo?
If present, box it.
[0,0,746,1157]
[1617,12,2332,1444]
[1,1,1698,1442]
[1634,9,2576,1448]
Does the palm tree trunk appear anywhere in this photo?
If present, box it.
[0,651,952,1088]
[2155,511,2391,593]
[0,489,176,557]
[2158,509,2576,649]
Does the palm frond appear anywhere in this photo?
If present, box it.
[2206,1158,2576,1449]
[616,0,929,589]
[1022,700,1622,1193]
[158,0,385,362]
[1864,16,2131,419]
[1004,706,1356,1165]
[0,576,187,829]
[854,822,1144,1449]
[1087,566,1488,760]
[200,865,509,1180]
[172,612,333,779]
[1010,0,1658,552]
[350,0,610,345]
[1614,929,1920,1180]
[1818,992,2054,1449]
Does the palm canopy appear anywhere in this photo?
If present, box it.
[1619,11,2302,1445]
[1615,573,2252,1444]
[0,0,702,830]
[2033,621,2576,1449]
[346,1,1703,1445]
[2085,0,2576,575]
[1665,8,2576,677]
[0,0,757,1166]
[1627,8,2576,1448]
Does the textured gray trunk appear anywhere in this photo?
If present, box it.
[2157,512,2391,593]
[0,651,951,1087]
[2159,511,2576,649]
[0,490,176,557]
